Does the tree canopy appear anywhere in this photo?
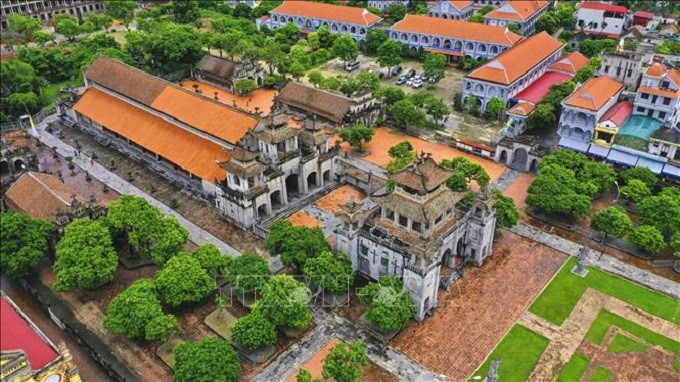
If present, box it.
[155,253,214,307]
[620,179,651,204]
[191,244,231,276]
[174,337,241,382]
[322,341,369,382]
[358,276,416,332]
[267,220,330,267]
[338,124,375,152]
[620,167,658,188]
[629,225,667,254]
[53,218,118,291]
[228,253,271,295]
[104,0,137,25]
[0,213,53,279]
[526,162,592,219]
[387,99,426,130]
[332,34,359,65]
[302,252,354,293]
[492,190,520,229]
[440,157,490,191]
[423,53,446,81]
[590,206,632,240]
[253,275,312,329]
[231,312,277,350]
[376,40,402,70]
[386,141,416,174]
[636,187,680,237]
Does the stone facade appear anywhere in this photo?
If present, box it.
[484,1,549,35]
[427,1,474,20]
[335,155,497,321]
[0,133,38,186]
[597,49,653,91]
[192,56,266,94]
[367,0,408,11]
[1,0,105,30]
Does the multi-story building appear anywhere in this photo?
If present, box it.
[267,0,381,41]
[427,0,474,20]
[633,62,680,128]
[576,2,631,38]
[632,10,654,27]
[648,128,680,164]
[1,0,105,30]
[1,291,82,382]
[192,55,266,94]
[335,155,497,321]
[597,48,654,91]
[367,0,409,11]
[388,14,521,62]
[472,0,508,8]
[557,76,625,149]
[484,0,548,35]
[462,32,564,112]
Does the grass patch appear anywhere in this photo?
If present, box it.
[608,333,648,353]
[556,353,590,382]
[529,258,680,326]
[613,135,649,151]
[470,325,549,382]
[591,365,613,382]
[674,358,680,373]
[585,310,680,355]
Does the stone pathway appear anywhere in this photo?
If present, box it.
[253,308,445,382]
[31,120,241,257]
[510,224,680,300]
[491,167,521,191]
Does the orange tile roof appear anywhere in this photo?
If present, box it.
[271,1,381,26]
[563,76,624,112]
[548,51,590,75]
[467,32,563,85]
[638,86,680,97]
[5,172,85,223]
[390,14,522,46]
[74,88,228,182]
[446,1,473,10]
[507,102,535,116]
[485,1,548,22]
[645,62,668,77]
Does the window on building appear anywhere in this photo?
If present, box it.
[663,97,671,105]
[604,65,610,73]
[659,111,667,119]
[651,95,658,103]
[398,215,408,227]
[412,221,422,233]
[385,208,394,220]
[233,176,240,186]
[637,106,645,112]
[360,244,368,257]
[661,81,670,89]
[616,67,622,76]
[434,214,443,225]
[641,93,649,99]
[380,257,389,267]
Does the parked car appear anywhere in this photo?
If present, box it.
[428,76,440,83]
[390,66,403,76]
[378,72,385,79]
[412,79,423,88]
[406,79,414,86]
[396,76,407,85]
[345,60,360,72]
[405,69,416,78]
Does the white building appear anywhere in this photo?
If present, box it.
[633,62,680,129]
[267,0,382,41]
[576,2,631,38]
[462,32,564,111]
[427,0,474,20]
[484,0,549,35]
[367,0,409,11]
[388,14,522,63]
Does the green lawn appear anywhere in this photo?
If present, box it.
[469,325,549,382]
[674,358,680,373]
[529,258,680,326]
[608,333,648,353]
[556,353,590,382]
[585,310,680,355]
[591,365,614,382]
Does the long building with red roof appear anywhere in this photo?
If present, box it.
[427,1,475,20]
[267,0,381,40]
[484,0,549,35]
[388,14,522,62]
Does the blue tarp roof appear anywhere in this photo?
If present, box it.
[636,157,665,174]
[559,136,589,153]
[607,149,638,166]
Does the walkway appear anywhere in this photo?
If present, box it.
[31,119,241,257]
[253,308,446,382]
[510,224,680,300]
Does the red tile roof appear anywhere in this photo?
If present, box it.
[467,32,564,85]
[633,11,655,19]
[598,101,633,126]
[1,294,58,371]
[563,76,624,111]
[485,1,548,22]
[74,88,229,181]
[513,71,573,103]
[579,2,628,13]
[271,1,381,26]
[446,0,473,10]
[645,62,668,77]
[5,172,87,223]
[507,102,536,116]
[390,14,522,46]
[548,51,590,75]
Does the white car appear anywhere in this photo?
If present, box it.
[412,79,423,88]
[406,79,414,86]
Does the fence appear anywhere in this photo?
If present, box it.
[0,106,53,133]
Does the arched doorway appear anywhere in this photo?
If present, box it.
[510,148,528,171]
[529,158,538,173]
[322,170,331,183]
[285,174,299,198]
[257,204,268,219]
[442,248,453,268]
[0,160,10,176]
[307,172,318,190]
[13,159,25,171]
[270,190,282,210]
[499,150,508,163]
[456,237,465,256]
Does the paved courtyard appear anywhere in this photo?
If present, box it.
[180,79,278,116]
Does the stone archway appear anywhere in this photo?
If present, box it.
[270,190,282,209]
[530,158,538,173]
[499,150,508,163]
[307,172,318,190]
[442,248,453,268]
[511,148,528,171]
[322,170,331,183]
[13,159,25,171]
[257,204,268,219]
[456,237,465,256]
[0,160,10,176]
[285,174,299,198]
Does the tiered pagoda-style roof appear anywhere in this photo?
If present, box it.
[252,110,301,144]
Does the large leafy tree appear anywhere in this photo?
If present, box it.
[620,179,651,204]
[53,218,118,291]
[386,141,415,174]
[590,206,632,241]
[580,162,616,194]
[105,0,137,26]
[629,225,667,254]
[620,166,658,188]
[538,149,587,173]
[151,217,189,266]
[484,97,506,120]
[376,40,402,72]
[364,29,388,55]
[526,164,592,219]
[147,23,204,73]
[233,78,257,95]
[53,15,81,41]
[423,53,446,81]
[174,337,241,382]
[267,220,330,267]
[0,213,53,279]
[636,188,680,237]
[191,244,231,276]
[332,34,359,66]
[441,157,490,190]
[322,341,369,382]
[155,254,214,307]
[302,252,354,293]
[8,14,42,39]
[375,85,405,105]
[145,314,178,342]
[0,59,36,98]
[253,275,312,329]
[671,232,680,259]
[358,276,416,332]
[339,124,375,152]
[231,312,277,351]
[228,253,271,295]
[492,190,520,229]
[535,13,559,34]
[388,99,425,130]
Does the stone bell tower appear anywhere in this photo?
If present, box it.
[465,187,497,266]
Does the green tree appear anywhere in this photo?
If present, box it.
[8,14,42,39]
[507,23,521,34]
[267,220,330,267]
[105,0,137,26]
[288,60,306,81]
[464,94,480,115]
[5,92,40,116]
[151,217,189,266]
[307,70,324,87]
[441,157,490,189]
[358,276,416,332]
[375,85,405,105]
[364,29,388,55]
[385,4,406,24]
[155,254,214,307]
[233,2,253,19]
[296,369,314,382]
[171,0,200,23]
[233,78,257,95]
[422,53,447,81]
[0,59,36,98]
[580,162,616,194]
[332,34,359,66]
[174,337,241,382]
[144,314,178,342]
[672,232,680,259]
[590,206,632,240]
[470,13,484,23]
[538,149,587,173]
[636,188,680,237]
[319,76,342,91]
[192,244,231,276]
[339,124,376,152]
[388,141,413,159]
[525,103,556,130]
[629,225,667,254]
[322,341,369,382]
[105,196,168,259]
[424,96,449,125]
[147,23,204,72]
[619,179,651,204]
[32,30,54,46]
[573,57,601,83]
[54,15,81,41]
[231,312,277,350]
[484,97,506,120]
[83,13,112,31]
[535,13,559,34]
[302,252,354,293]
[53,218,118,291]
[104,279,170,340]
[376,40,402,73]
[253,275,312,328]
[388,99,425,130]
[578,39,617,58]
[228,253,271,295]
[620,166,658,188]
[526,164,592,219]
[492,190,520,229]
[0,213,53,279]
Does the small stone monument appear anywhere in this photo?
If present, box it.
[487,358,500,382]
[571,246,589,277]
